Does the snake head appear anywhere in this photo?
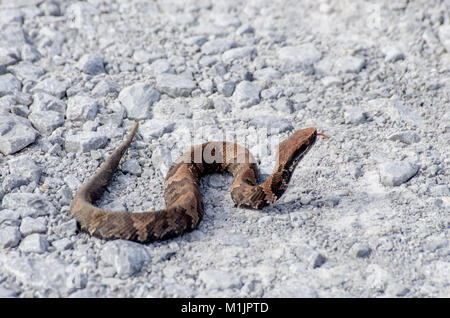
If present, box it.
[260,128,324,203]
[277,127,319,168]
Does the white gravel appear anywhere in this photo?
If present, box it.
[0,0,449,298]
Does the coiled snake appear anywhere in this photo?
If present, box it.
[70,123,327,243]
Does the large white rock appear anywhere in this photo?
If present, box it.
[118,82,160,119]
[100,240,151,276]
[0,115,38,155]
[66,94,98,121]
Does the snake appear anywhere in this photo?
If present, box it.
[69,123,327,243]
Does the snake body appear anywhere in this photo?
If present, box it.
[70,123,323,243]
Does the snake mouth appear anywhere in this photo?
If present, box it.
[317,133,329,139]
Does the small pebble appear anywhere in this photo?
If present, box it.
[253,67,282,83]
[212,96,231,114]
[388,131,420,144]
[350,243,372,258]
[118,82,160,120]
[335,56,365,73]
[248,115,293,134]
[0,287,17,298]
[278,44,322,69]
[217,81,235,97]
[201,38,235,55]
[0,115,39,155]
[345,108,368,125]
[139,119,174,139]
[52,237,73,251]
[156,73,196,98]
[29,110,64,134]
[218,233,249,248]
[31,77,69,99]
[100,240,151,276]
[92,79,120,97]
[19,233,49,253]
[8,61,46,81]
[64,175,82,191]
[0,226,21,249]
[58,219,78,236]
[121,159,142,176]
[19,217,47,236]
[64,131,109,153]
[66,94,98,121]
[221,46,256,64]
[0,73,22,97]
[145,59,174,75]
[438,25,450,53]
[76,54,105,75]
[379,160,419,187]
[232,80,262,108]
[382,46,405,63]
[198,270,242,290]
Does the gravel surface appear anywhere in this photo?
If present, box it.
[0,0,449,298]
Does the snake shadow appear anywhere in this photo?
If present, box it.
[251,198,305,215]
[255,194,342,215]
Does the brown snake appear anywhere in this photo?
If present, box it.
[70,123,327,243]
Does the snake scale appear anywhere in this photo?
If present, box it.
[70,123,327,243]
